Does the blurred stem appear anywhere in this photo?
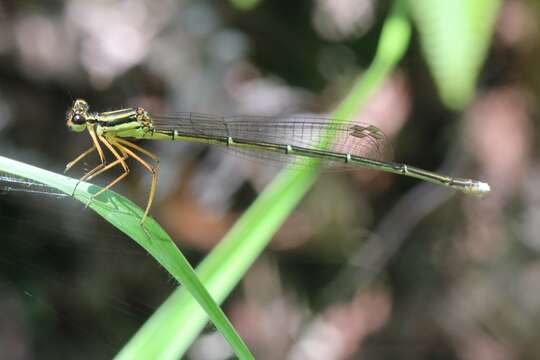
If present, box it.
[229,0,261,11]
[116,0,411,358]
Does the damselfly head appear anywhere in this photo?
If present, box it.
[66,99,90,132]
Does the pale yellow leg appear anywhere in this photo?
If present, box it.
[80,127,108,181]
[89,135,130,199]
[76,134,159,224]
[113,141,159,224]
[85,152,128,181]
[90,170,130,201]
[115,138,159,161]
[97,134,128,173]
[64,145,96,173]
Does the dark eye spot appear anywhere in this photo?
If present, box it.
[72,114,85,125]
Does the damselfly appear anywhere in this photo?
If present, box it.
[65,99,490,223]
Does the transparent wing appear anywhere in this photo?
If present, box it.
[151,112,392,170]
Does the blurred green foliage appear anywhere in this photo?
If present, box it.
[229,0,261,11]
[407,0,501,109]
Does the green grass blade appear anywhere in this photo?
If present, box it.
[407,0,501,110]
[0,155,254,360]
[117,1,412,358]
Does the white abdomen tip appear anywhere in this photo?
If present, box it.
[475,181,491,195]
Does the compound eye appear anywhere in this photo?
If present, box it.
[72,114,85,125]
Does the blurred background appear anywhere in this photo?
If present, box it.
[0,0,537,359]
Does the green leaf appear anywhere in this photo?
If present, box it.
[407,0,501,110]
[118,1,412,358]
[0,155,254,360]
